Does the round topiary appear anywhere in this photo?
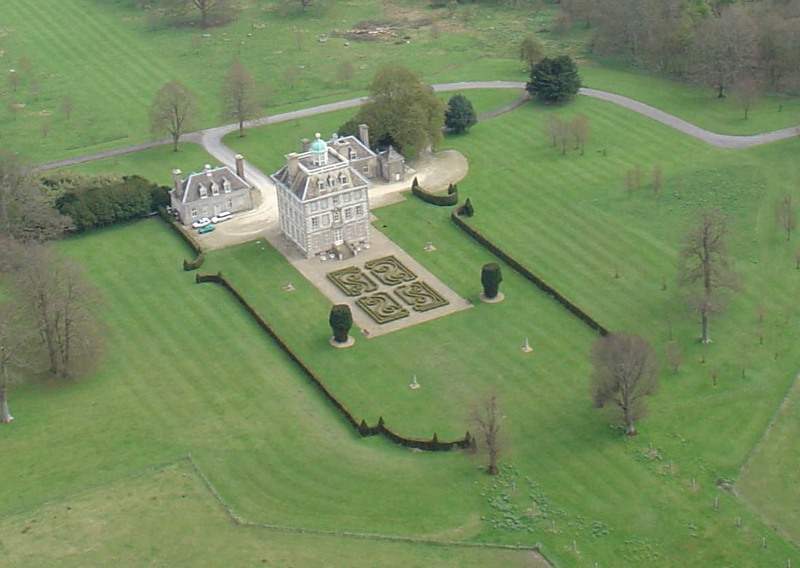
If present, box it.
[481,263,503,299]
[329,304,353,343]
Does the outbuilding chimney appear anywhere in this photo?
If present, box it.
[301,138,310,152]
[358,123,370,149]
[235,154,245,180]
[172,169,182,194]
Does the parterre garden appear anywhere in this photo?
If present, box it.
[3,1,800,567]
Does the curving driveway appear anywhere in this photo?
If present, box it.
[37,81,800,173]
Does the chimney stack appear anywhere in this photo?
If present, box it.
[287,153,300,182]
[358,123,370,149]
[172,169,182,194]
[235,154,245,180]
[301,138,310,152]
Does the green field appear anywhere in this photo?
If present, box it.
[2,0,798,164]
[4,0,800,566]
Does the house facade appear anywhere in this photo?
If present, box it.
[170,154,253,225]
[272,133,372,259]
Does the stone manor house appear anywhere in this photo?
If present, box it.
[271,125,405,259]
[170,154,254,225]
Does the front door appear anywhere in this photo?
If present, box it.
[333,229,343,245]
[213,204,222,216]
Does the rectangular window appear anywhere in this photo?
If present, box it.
[311,217,320,229]
[223,180,232,193]
[355,205,364,217]
[211,183,219,197]
[321,215,330,227]
[333,210,341,223]
[362,166,369,174]
[190,208,198,218]
[332,196,340,206]
[311,201,318,212]
[344,208,353,220]
[344,192,351,203]
[321,199,329,209]
[199,185,208,199]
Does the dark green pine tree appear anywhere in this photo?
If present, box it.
[526,56,582,103]
[444,93,478,133]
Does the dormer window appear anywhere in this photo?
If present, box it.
[222,178,231,193]
[349,148,356,160]
[317,180,325,191]
[199,184,208,199]
[338,172,348,185]
[211,181,219,196]
[327,175,334,188]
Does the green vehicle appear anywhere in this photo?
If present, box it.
[198,224,215,235]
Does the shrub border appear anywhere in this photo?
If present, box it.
[195,272,472,452]
[451,210,609,336]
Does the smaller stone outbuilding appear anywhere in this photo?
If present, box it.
[170,154,253,225]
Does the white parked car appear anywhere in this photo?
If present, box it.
[192,217,211,229]
[212,211,233,224]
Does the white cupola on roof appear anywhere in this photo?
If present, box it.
[309,132,328,166]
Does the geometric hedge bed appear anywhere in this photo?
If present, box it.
[327,255,450,325]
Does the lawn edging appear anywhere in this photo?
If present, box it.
[451,210,609,336]
[195,272,474,453]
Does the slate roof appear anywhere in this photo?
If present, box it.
[272,145,370,202]
[175,165,251,204]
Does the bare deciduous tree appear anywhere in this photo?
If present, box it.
[664,340,683,373]
[16,244,103,379]
[221,59,258,137]
[0,302,34,424]
[519,35,545,71]
[337,60,355,85]
[61,96,73,121]
[544,113,562,148]
[732,77,762,120]
[689,6,758,98]
[570,114,590,155]
[0,149,72,241]
[149,81,199,152]
[778,194,796,241]
[677,208,736,344]
[652,165,663,200]
[591,332,659,436]
[159,0,231,27]
[471,391,503,475]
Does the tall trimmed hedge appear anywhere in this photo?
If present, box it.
[54,174,170,232]
[451,211,608,336]
[195,272,471,452]
[411,177,459,207]
[158,207,203,270]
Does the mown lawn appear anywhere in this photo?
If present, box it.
[0,460,549,567]
[581,63,800,136]
[61,142,218,186]
[0,0,544,162]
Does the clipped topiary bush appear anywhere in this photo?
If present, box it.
[481,263,503,299]
[329,304,353,343]
[457,197,474,217]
